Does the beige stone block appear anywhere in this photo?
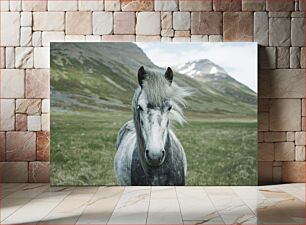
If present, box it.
[258,143,274,161]
[0,48,4,69]
[161,37,172,42]
[29,161,50,182]
[179,0,212,11]
[295,132,305,146]
[254,12,268,46]
[32,31,42,47]
[22,0,47,11]
[259,47,276,69]
[295,146,305,161]
[136,12,160,36]
[37,131,50,161]
[20,27,32,47]
[299,0,304,11]
[173,12,190,31]
[5,47,15,69]
[0,162,28,182]
[21,12,32,27]
[25,69,50,98]
[272,165,282,184]
[105,0,120,11]
[78,0,104,10]
[258,112,269,131]
[208,35,222,42]
[42,99,50,113]
[0,69,24,98]
[191,12,222,35]
[1,12,20,46]
[48,0,77,11]
[42,32,64,47]
[85,35,101,41]
[269,18,291,46]
[102,35,135,42]
[258,98,269,112]
[93,12,113,35]
[191,35,208,42]
[155,0,178,11]
[33,12,64,31]
[175,30,190,37]
[16,99,41,115]
[41,113,50,131]
[10,0,21,12]
[66,12,92,35]
[268,12,290,18]
[303,99,305,117]
[270,99,301,131]
[259,69,304,98]
[34,47,49,69]
[291,18,304,47]
[114,12,135,35]
[282,162,305,182]
[15,47,33,68]
[213,0,242,11]
[266,0,294,11]
[258,132,264,142]
[121,0,153,11]
[242,0,265,11]
[0,99,15,131]
[276,47,289,69]
[258,161,273,185]
[301,47,305,69]
[264,132,286,142]
[173,37,190,42]
[0,0,9,11]
[136,36,160,42]
[286,132,295,142]
[0,133,5,161]
[27,115,41,131]
[161,29,174,37]
[275,142,295,161]
[16,114,27,131]
[290,47,301,69]
[65,35,86,42]
[161,12,172,29]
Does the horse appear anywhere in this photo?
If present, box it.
[114,66,191,186]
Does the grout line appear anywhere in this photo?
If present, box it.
[145,186,151,225]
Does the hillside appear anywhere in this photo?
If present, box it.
[50,43,257,117]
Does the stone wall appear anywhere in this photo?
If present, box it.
[0,0,305,184]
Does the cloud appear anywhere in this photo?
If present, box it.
[136,43,258,92]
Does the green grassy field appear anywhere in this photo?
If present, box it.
[51,111,257,186]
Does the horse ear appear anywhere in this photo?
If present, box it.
[138,66,146,88]
[165,67,173,85]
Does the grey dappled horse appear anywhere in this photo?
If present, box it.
[114,67,191,185]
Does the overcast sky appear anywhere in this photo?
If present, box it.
[136,42,258,92]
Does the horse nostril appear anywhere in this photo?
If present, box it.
[145,150,149,158]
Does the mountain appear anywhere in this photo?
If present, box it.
[173,59,256,106]
[50,43,256,117]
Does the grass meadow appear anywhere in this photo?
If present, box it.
[51,111,257,186]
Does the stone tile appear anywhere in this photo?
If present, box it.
[173,12,190,30]
[10,2,22,12]
[174,30,190,37]
[121,0,153,11]
[286,132,295,142]
[29,162,50,183]
[268,12,290,17]
[65,35,86,42]
[266,0,294,11]
[295,146,305,161]
[0,162,28,182]
[259,47,276,69]
[66,12,92,35]
[291,12,305,17]
[161,37,172,42]
[155,0,178,11]
[303,98,305,117]
[282,162,305,182]
[258,131,264,142]
[15,47,33,68]
[1,12,20,46]
[0,132,4,161]
[179,0,212,11]
[259,69,304,98]
[20,27,32,47]
[105,0,120,11]
[0,69,24,98]
[213,0,242,11]
[5,47,14,69]
[42,99,50,113]
[161,12,172,29]
[291,18,304,47]
[93,12,113,35]
[136,36,161,42]
[33,12,65,31]
[173,37,190,42]
[78,0,104,10]
[270,99,301,131]
[34,47,49,69]
[191,12,222,35]
[1,0,9,11]
[27,116,41,131]
[37,131,50,161]
[272,165,282,184]
[242,0,265,11]
[208,35,223,42]
[25,69,50,98]
[85,35,101,41]
[22,0,47,11]
[42,32,65,47]
[258,98,269,112]
[16,114,27,131]
[6,132,36,161]
[276,47,289,69]
[21,12,32,27]
[301,47,305,69]
[258,143,274,161]
[0,99,15,131]
[32,31,42,47]
[102,35,135,42]
[254,12,268,46]
[114,12,135,35]
[290,47,301,69]
[264,132,286,142]
[223,12,253,42]
[48,0,77,11]
[258,162,273,185]
[258,112,269,131]
[269,18,291,46]
[161,29,174,37]
[136,12,160,35]
[275,142,295,161]
[191,35,208,42]
[295,132,305,146]
[299,0,304,11]
[41,113,50,131]
[16,99,41,115]
[0,48,4,69]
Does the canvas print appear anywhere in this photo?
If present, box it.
[51,42,257,186]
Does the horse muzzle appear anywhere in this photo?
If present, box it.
[145,149,166,167]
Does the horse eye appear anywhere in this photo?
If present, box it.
[137,105,143,111]
[168,106,172,111]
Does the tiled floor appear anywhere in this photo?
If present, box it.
[0,183,305,224]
